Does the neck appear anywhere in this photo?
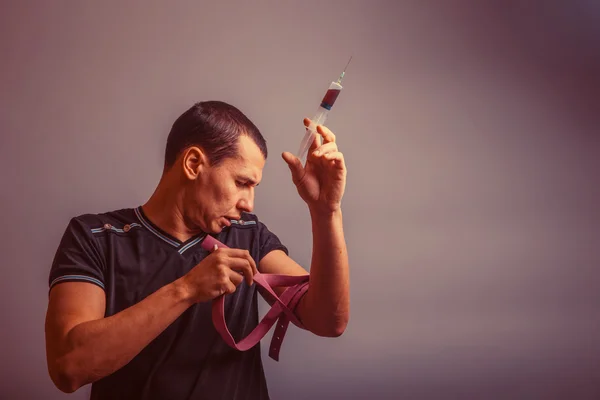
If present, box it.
[141,174,204,242]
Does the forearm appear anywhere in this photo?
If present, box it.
[53,280,192,392]
[297,208,350,336]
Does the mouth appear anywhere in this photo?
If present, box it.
[221,216,240,228]
[220,215,243,230]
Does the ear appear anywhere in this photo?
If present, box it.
[181,146,208,180]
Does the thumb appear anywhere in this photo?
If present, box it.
[281,152,304,182]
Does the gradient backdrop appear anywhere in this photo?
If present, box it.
[1,1,599,399]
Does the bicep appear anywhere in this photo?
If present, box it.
[259,249,307,276]
[259,250,314,331]
[259,250,308,297]
[45,282,106,357]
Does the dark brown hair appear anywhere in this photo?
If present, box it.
[164,101,267,169]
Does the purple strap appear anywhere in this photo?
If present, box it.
[200,235,310,361]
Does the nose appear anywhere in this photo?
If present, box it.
[237,191,254,213]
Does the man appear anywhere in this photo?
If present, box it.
[44,101,350,399]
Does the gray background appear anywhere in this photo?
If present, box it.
[1,1,598,399]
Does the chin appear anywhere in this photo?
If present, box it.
[211,220,226,234]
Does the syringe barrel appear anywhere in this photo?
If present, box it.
[320,81,343,110]
[310,106,329,130]
[297,106,329,161]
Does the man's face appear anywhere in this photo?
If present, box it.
[187,135,265,234]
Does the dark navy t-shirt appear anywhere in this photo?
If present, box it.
[48,206,289,400]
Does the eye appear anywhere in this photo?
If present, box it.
[236,180,247,187]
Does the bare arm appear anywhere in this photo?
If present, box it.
[267,119,350,337]
[45,247,258,393]
[260,209,349,337]
[45,280,192,393]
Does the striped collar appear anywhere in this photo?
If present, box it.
[134,206,207,255]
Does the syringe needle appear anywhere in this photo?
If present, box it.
[337,55,353,83]
[343,55,353,72]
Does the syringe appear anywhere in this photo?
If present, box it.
[297,56,352,162]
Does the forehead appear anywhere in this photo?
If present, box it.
[227,135,265,179]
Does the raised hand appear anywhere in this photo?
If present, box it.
[282,118,347,215]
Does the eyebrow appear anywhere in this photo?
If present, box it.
[239,176,260,186]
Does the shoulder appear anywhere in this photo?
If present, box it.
[234,213,288,257]
[221,212,285,245]
[66,207,139,236]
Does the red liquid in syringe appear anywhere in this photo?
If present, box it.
[320,89,341,110]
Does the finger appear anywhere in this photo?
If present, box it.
[215,247,255,263]
[236,249,258,278]
[322,151,346,170]
[222,280,237,295]
[307,130,320,152]
[311,142,338,158]
[221,253,256,285]
[282,151,304,184]
[226,260,252,286]
[311,151,345,169]
[304,118,321,149]
[227,269,245,287]
[228,258,254,286]
[308,143,335,166]
[316,124,336,144]
[247,253,259,275]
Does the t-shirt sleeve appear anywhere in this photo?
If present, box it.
[48,217,106,293]
[257,220,289,263]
